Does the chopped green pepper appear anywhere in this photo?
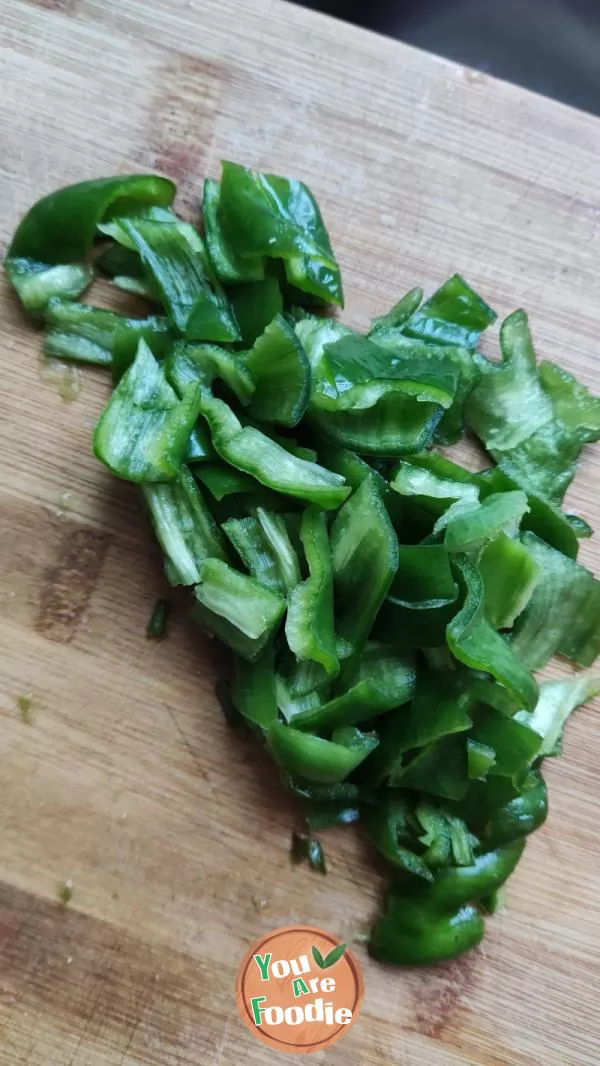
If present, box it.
[244,313,310,427]
[268,720,378,783]
[193,558,285,660]
[285,507,339,681]
[142,466,228,584]
[447,555,539,711]
[511,533,600,668]
[467,310,600,503]
[219,161,343,306]
[93,340,201,482]
[198,392,350,509]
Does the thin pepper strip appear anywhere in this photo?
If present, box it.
[331,474,399,661]
[198,392,350,509]
[291,643,415,733]
[142,466,228,585]
[285,507,339,681]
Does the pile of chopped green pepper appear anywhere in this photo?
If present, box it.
[7,162,600,968]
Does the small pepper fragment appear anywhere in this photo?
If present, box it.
[147,598,169,639]
[467,310,600,503]
[285,507,338,682]
[511,533,600,668]
[331,474,399,660]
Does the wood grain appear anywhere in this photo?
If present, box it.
[1,1,600,1062]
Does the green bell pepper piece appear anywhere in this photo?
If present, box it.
[390,460,479,531]
[223,509,300,594]
[231,646,278,729]
[219,160,343,307]
[364,794,434,882]
[482,771,548,848]
[471,708,542,781]
[401,273,497,350]
[367,328,479,444]
[243,313,310,426]
[475,465,580,560]
[8,173,174,266]
[93,340,201,482]
[202,177,265,283]
[371,544,459,648]
[5,259,93,318]
[309,332,459,412]
[511,532,600,668]
[467,309,600,503]
[395,669,473,752]
[390,736,470,801]
[368,286,424,333]
[146,598,169,640]
[444,490,528,554]
[117,215,240,343]
[285,507,339,681]
[514,672,600,758]
[110,316,174,382]
[369,839,524,967]
[141,466,228,585]
[165,339,254,406]
[478,533,541,629]
[292,643,415,733]
[467,739,496,780]
[193,558,285,660]
[267,721,378,783]
[308,393,444,456]
[43,299,172,372]
[331,474,399,658]
[198,392,350,509]
[447,555,539,711]
[194,463,267,501]
[229,276,283,345]
[96,242,159,301]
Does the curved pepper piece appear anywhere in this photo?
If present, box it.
[244,313,310,427]
[467,309,600,503]
[198,392,350,509]
[8,174,175,264]
[331,474,399,661]
[285,507,339,681]
[292,643,415,733]
[369,840,525,966]
[268,721,378,784]
[447,555,539,712]
[219,161,343,307]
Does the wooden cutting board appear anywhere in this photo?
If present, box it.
[2,1,600,1063]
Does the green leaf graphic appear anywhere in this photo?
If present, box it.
[323,943,347,968]
[311,944,326,969]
